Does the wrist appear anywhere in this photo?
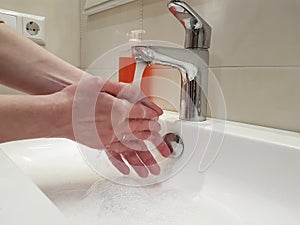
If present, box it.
[0,94,72,143]
[48,90,74,140]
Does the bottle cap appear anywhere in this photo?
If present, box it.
[127,29,146,42]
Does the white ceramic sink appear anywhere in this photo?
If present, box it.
[1,111,300,225]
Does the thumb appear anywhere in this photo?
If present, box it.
[102,80,163,115]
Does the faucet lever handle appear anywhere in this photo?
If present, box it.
[168,0,211,49]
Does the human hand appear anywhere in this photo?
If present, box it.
[55,75,171,177]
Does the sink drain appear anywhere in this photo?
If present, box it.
[163,133,184,158]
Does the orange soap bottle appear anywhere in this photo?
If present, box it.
[119,30,155,100]
[141,65,159,100]
[119,30,144,84]
[119,55,136,83]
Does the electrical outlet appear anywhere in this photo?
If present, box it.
[0,13,17,30]
[22,15,45,46]
[0,9,46,45]
[0,9,23,33]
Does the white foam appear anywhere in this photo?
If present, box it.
[50,179,240,225]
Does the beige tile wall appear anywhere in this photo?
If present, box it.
[80,0,300,132]
[0,0,81,94]
[211,67,300,132]
[0,0,81,65]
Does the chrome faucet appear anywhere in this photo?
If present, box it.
[132,0,211,122]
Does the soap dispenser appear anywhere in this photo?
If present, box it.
[118,29,159,101]
[118,29,145,83]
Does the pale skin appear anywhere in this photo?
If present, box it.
[0,23,171,177]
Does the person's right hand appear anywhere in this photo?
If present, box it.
[53,75,171,177]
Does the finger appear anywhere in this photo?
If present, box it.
[139,97,163,116]
[128,119,161,133]
[135,142,161,176]
[114,131,151,143]
[116,119,161,134]
[102,81,163,114]
[110,141,160,176]
[105,151,130,175]
[149,132,172,158]
[103,81,143,102]
[111,98,160,121]
[108,140,147,153]
[129,103,160,119]
[122,151,149,178]
[101,80,131,97]
[114,131,166,145]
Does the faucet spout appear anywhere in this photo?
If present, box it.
[132,46,209,122]
[130,1,211,122]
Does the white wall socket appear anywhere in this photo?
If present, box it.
[0,13,18,30]
[0,9,45,46]
[0,9,22,33]
[22,15,45,46]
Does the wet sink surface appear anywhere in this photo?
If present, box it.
[1,112,300,225]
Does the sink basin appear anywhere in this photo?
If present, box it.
[1,111,300,225]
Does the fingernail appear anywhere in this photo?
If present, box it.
[137,167,149,178]
[149,164,161,176]
[121,166,130,175]
[161,142,172,158]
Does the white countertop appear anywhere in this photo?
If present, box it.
[0,149,70,225]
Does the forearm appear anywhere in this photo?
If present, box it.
[0,94,66,143]
[0,23,84,95]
